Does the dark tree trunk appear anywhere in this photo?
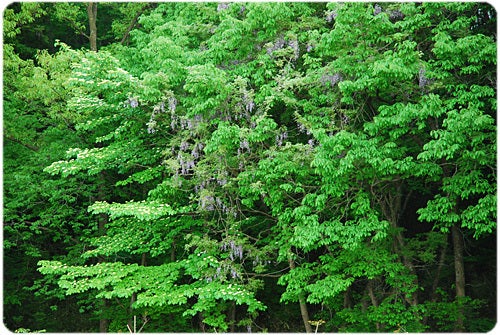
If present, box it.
[87,2,97,51]
[379,185,419,306]
[423,240,448,326]
[97,172,108,332]
[367,280,381,332]
[98,215,108,332]
[452,224,466,332]
[229,301,236,332]
[99,317,108,333]
[289,257,312,333]
[120,4,151,45]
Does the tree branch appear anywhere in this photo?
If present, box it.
[5,134,39,152]
[120,5,150,45]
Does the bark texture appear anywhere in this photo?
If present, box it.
[87,2,98,51]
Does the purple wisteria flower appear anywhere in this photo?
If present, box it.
[276,131,288,147]
[320,72,343,87]
[297,122,307,133]
[390,10,404,20]
[326,10,337,22]
[168,97,177,112]
[240,139,250,151]
[128,98,139,108]
[217,3,229,12]
[419,68,429,89]
[147,119,157,133]
[180,141,189,151]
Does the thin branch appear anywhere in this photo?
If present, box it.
[5,134,39,152]
[121,5,150,45]
[137,316,149,333]
[247,267,290,278]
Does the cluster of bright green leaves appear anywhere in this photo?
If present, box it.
[237,2,495,332]
[413,3,496,238]
[3,5,108,331]
[22,2,497,333]
[34,4,277,331]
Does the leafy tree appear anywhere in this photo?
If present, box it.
[4,2,496,333]
[3,7,99,330]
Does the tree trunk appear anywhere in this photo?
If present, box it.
[97,173,108,332]
[127,253,146,332]
[229,301,236,332]
[343,286,352,309]
[120,4,151,45]
[99,314,108,333]
[367,280,381,332]
[127,293,137,332]
[98,214,108,332]
[381,188,419,307]
[289,257,312,333]
[431,240,448,300]
[423,240,448,326]
[87,2,98,51]
[452,223,466,332]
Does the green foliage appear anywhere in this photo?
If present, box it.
[5,2,496,332]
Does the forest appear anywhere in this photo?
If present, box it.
[3,2,497,333]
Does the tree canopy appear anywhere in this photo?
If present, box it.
[3,2,496,333]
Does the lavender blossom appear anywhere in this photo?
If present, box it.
[320,72,343,87]
[147,118,157,133]
[419,68,428,89]
[326,10,337,22]
[240,139,250,150]
[245,100,255,113]
[236,245,243,259]
[192,142,204,159]
[389,10,404,21]
[168,97,177,112]
[128,98,139,108]
[276,131,288,146]
[217,3,229,12]
[374,4,382,16]
[297,122,307,133]
[180,141,189,151]
[180,118,187,130]
[267,36,286,56]
[200,195,215,211]
[288,39,300,60]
